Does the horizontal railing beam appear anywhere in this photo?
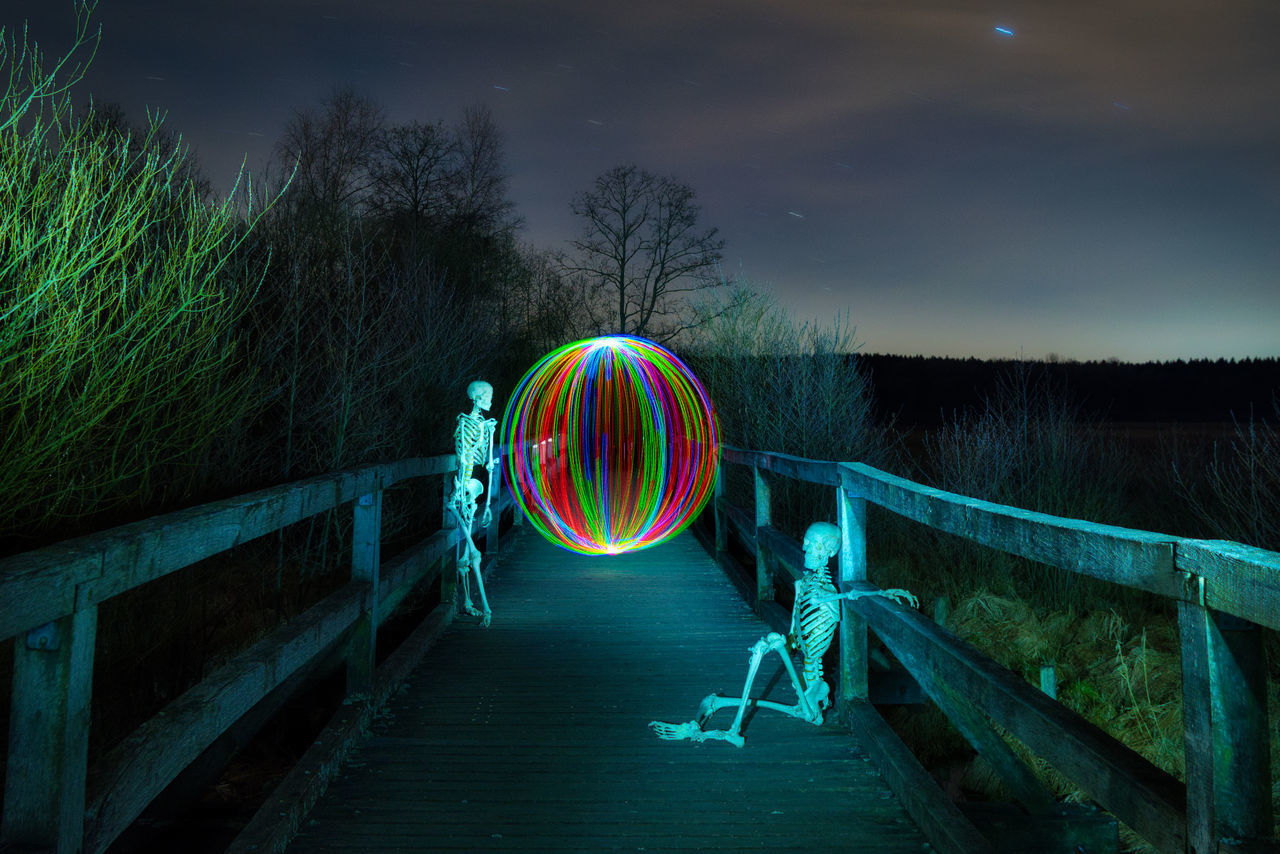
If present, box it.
[838,463,1185,601]
[844,580,1187,854]
[1175,539,1280,631]
[82,580,367,854]
[721,445,839,485]
[0,456,458,641]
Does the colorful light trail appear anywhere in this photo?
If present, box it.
[502,336,719,555]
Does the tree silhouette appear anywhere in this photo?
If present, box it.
[367,118,454,229]
[274,86,384,215]
[563,163,725,342]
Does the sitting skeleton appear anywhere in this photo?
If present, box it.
[649,521,918,746]
[448,380,498,627]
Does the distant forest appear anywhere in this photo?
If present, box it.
[856,355,1280,427]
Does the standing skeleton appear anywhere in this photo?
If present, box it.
[449,380,498,627]
[650,521,918,746]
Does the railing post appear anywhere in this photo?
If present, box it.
[753,465,773,607]
[348,489,382,695]
[713,458,726,554]
[440,473,459,612]
[836,474,870,719]
[485,451,501,558]
[1179,593,1273,854]
[443,466,455,530]
[2,608,97,854]
[507,447,522,528]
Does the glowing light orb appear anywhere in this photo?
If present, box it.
[502,335,719,555]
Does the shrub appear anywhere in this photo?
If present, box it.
[0,5,277,546]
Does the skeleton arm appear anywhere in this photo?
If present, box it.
[481,417,497,527]
[814,587,920,609]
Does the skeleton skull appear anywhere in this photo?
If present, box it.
[467,380,494,412]
[802,521,841,570]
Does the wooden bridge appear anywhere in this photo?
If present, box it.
[1,443,1277,853]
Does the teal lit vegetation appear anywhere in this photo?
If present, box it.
[2,5,1277,850]
[681,288,1280,853]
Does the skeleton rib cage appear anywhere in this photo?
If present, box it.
[454,412,496,474]
[792,570,841,687]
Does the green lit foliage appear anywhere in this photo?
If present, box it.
[0,2,278,540]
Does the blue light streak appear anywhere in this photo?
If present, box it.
[994,26,1014,37]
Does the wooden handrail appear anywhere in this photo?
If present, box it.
[0,448,519,854]
[713,442,1279,854]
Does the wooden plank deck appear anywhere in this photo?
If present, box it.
[285,527,933,853]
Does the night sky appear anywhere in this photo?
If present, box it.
[8,0,1280,361]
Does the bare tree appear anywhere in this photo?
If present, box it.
[444,103,519,236]
[563,163,725,342]
[367,118,454,228]
[275,86,384,214]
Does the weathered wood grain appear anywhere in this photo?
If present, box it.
[0,457,456,641]
[717,493,755,553]
[752,465,773,605]
[284,530,933,854]
[845,699,990,854]
[1,606,96,854]
[82,582,366,854]
[1176,539,1280,632]
[839,463,1185,601]
[722,445,840,485]
[1178,598,1216,854]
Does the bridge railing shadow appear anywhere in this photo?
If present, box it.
[0,441,542,854]
[709,444,1279,854]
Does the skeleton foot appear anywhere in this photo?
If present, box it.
[648,720,745,747]
[802,680,830,722]
[649,720,702,741]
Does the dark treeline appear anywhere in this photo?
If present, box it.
[857,354,1280,428]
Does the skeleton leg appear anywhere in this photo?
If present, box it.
[649,632,819,747]
[465,543,492,628]
[447,501,492,627]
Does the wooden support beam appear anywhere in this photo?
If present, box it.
[753,466,773,608]
[713,460,726,553]
[838,485,870,710]
[847,583,1187,854]
[1180,595,1275,854]
[2,608,96,854]
[82,583,365,854]
[845,700,991,854]
[348,490,382,695]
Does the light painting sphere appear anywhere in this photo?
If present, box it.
[502,336,719,555]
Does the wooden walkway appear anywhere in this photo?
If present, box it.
[285,527,932,853]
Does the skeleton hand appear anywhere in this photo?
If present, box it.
[877,588,920,609]
[480,608,492,629]
[480,507,493,529]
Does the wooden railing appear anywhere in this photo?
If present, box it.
[0,449,520,854]
[710,445,1278,854]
